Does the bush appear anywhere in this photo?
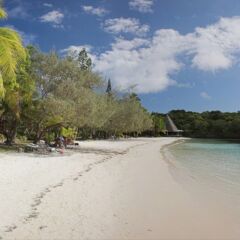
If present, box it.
[60,127,77,139]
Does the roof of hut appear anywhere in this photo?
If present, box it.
[165,114,183,132]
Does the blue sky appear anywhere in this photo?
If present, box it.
[2,0,240,113]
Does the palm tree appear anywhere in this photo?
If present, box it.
[0,5,26,98]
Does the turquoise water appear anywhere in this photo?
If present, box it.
[167,139,240,203]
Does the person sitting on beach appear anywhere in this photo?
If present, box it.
[55,136,65,148]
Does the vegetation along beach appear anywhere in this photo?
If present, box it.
[1,0,240,239]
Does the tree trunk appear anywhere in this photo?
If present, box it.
[4,131,16,146]
[34,131,44,144]
[0,113,18,146]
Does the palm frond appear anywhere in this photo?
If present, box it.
[0,7,7,19]
[0,27,26,94]
[0,73,5,98]
[0,6,26,99]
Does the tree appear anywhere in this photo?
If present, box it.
[0,4,28,144]
[0,49,33,145]
[106,79,112,95]
[23,47,104,142]
[1,45,153,144]
[0,5,26,98]
[22,48,76,142]
[151,113,166,136]
[129,93,141,102]
[103,94,152,137]
[25,97,75,143]
[167,110,240,139]
[78,48,92,71]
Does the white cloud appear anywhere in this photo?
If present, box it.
[43,3,53,8]
[94,31,185,93]
[82,5,108,17]
[129,0,154,13]
[174,82,195,88]
[189,17,240,71]
[102,17,150,36]
[40,10,64,28]
[200,92,212,100]
[111,37,150,50]
[92,17,240,93]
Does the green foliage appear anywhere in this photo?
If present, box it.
[0,133,4,142]
[102,95,153,135]
[0,44,34,144]
[78,48,92,71]
[15,135,27,144]
[169,110,240,139]
[0,5,7,19]
[0,20,26,97]
[152,113,166,136]
[0,4,27,109]
[60,127,77,139]
[45,132,55,143]
[106,79,112,95]
[0,42,153,144]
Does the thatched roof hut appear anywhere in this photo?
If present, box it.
[165,114,183,136]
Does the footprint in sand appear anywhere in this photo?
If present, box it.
[85,167,92,172]
[5,225,17,232]
[44,188,51,193]
[52,182,63,188]
[24,211,39,223]
[31,198,41,208]
[39,225,47,230]
[28,212,39,219]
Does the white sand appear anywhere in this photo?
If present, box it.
[0,137,239,240]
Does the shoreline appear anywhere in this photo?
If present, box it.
[0,137,239,239]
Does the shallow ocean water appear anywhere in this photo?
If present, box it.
[166,139,240,206]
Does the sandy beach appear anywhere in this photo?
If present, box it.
[0,137,239,240]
